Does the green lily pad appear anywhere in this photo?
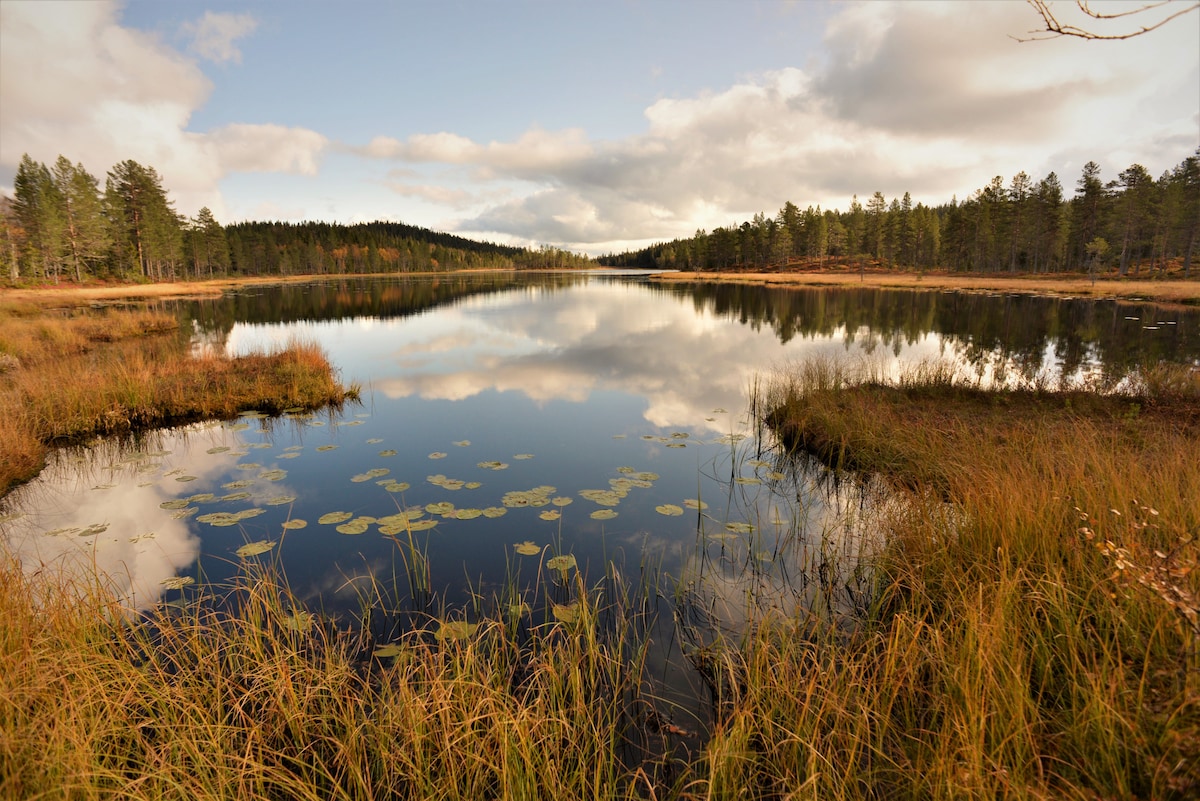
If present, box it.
[318,511,353,525]
[590,509,617,520]
[379,449,398,457]
[276,452,301,459]
[382,481,411,493]
[539,510,561,521]
[428,452,447,460]
[454,508,483,520]
[435,620,479,642]
[335,420,363,427]
[453,440,471,447]
[477,461,509,471]
[336,520,370,535]
[222,479,253,489]
[666,443,686,448]
[465,481,482,490]
[552,603,581,624]
[206,446,231,454]
[366,438,384,444]
[316,444,338,451]
[174,476,198,483]
[547,554,577,573]
[236,540,275,557]
[551,497,573,507]
[160,499,191,510]
[482,507,507,518]
[281,519,307,530]
[221,491,252,502]
[259,469,287,481]
[514,541,540,556]
[426,502,456,516]
[265,495,297,506]
[186,493,215,504]
[683,499,709,510]
[513,453,534,460]
[656,504,684,516]
[373,643,403,658]
[171,508,198,519]
[236,463,262,471]
[766,471,786,481]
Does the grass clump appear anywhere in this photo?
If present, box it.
[697,358,1200,798]
[0,304,357,495]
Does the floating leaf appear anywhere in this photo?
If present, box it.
[206,446,231,454]
[236,540,275,557]
[336,520,370,535]
[171,508,198,519]
[222,479,253,489]
[351,468,390,482]
[617,466,636,474]
[552,603,581,623]
[379,449,398,457]
[284,610,314,632]
[316,444,338,451]
[454,508,483,520]
[79,523,108,537]
[551,497,573,507]
[259,469,287,481]
[276,452,301,459]
[590,509,618,520]
[373,643,403,658]
[465,482,482,490]
[160,576,194,589]
[539,510,561,521]
[426,502,456,516]
[547,554,577,573]
[335,420,364,427]
[670,432,689,439]
[382,481,411,493]
[407,519,438,531]
[656,504,684,516]
[666,443,686,449]
[453,440,471,447]
[221,491,252,502]
[435,621,479,642]
[366,438,384,444]
[477,461,509,471]
[319,511,353,525]
[174,476,198,483]
[514,541,540,556]
[229,422,250,432]
[513,453,534,460]
[284,445,304,451]
[683,499,709,510]
[482,507,507,518]
[724,522,754,534]
[634,472,659,482]
[186,493,216,504]
[747,459,770,468]
[264,495,297,507]
[309,421,326,427]
[428,452,447,460]
[160,499,191,510]
[236,463,262,471]
[248,443,272,450]
[281,519,307,530]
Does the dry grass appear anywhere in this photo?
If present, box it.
[654,270,1200,308]
[0,305,356,495]
[707,359,1200,798]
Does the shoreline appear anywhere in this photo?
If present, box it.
[650,269,1200,307]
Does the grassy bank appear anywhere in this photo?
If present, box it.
[653,269,1200,308]
[729,360,1200,798]
[0,300,357,495]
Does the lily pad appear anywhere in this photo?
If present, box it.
[379,449,398,457]
[454,508,483,520]
[265,495,297,506]
[513,453,534,460]
[366,438,384,444]
[276,452,301,459]
[724,522,754,534]
[547,554,577,573]
[259,469,287,482]
[428,452,447,460]
[186,493,216,504]
[281,519,308,530]
[160,499,191,510]
[316,444,338,452]
[206,446,231,454]
[482,507,507,518]
[551,497,573,507]
[426,502,456,516]
[435,620,479,642]
[318,511,353,525]
[590,509,618,520]
[236,540,275,557]
[373,643,403,658]
[236,463,262,471]
[174,476,198,483]
[552,603,581,624]
[655,504,684,516]
[476,461,509,471]
[351,468,390,483]
[221,491,252,502]
[222,479,253,489]
[336,520,370,535]
[683,499,709,510]
[539,510,561,521]
[382,481,411,493]
[453,440,471,447]
[514,541,541,556]
[171,508,199,519]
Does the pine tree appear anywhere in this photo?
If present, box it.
[52,156,108,282]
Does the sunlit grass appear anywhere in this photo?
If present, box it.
[0,304,358,494]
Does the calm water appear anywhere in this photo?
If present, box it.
[3,273,1196,646]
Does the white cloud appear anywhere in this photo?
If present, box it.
[361,0,1198,250]
[181,10,258,64]
[0,0,326,220]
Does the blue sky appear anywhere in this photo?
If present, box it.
[2,0,1197,255]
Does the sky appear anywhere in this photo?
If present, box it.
[1,0,1197,256]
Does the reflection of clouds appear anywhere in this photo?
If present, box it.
[0,423,274,611]
[372,283,949,433]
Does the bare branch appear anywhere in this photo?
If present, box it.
[1016,0,1199,42]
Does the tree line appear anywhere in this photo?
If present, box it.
[599,151,1200,278]
[0,153,591,285]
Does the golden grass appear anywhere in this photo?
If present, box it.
[712,360,1200,798]
[0,305,356,495]
[654,270,1200,308]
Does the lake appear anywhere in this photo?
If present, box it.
[2,271,1196,712]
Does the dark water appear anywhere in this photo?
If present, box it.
[2,273,1196,707]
